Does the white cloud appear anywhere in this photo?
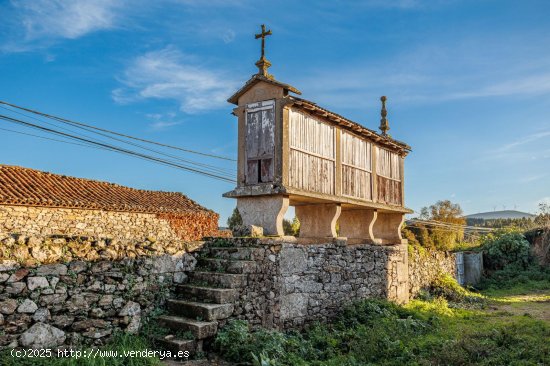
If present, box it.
[113,46,239,113]
[11,0,122,40]
[496,130,550,153]
[146,112,182,130]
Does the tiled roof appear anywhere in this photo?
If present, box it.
[0,165,212,214]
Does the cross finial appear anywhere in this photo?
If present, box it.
[255,24,272,59]
[379,96,390,136]
[254,24,273,78]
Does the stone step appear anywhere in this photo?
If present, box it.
[203,238,261,248]
[166,299,234,321]
[156,315,218,339]
[154,336,196,356]
[206,246,264,261]
[176,284,238,304]
[189,271,247,289]
[197,258,257,274]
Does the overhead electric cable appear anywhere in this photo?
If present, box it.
[0,100,237,161]
[0,104,235,177]
[0,114,236,183]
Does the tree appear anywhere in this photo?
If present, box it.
[227,207,242,230]
[535,202,550,227]
[417,200,466,251]
[283,216,300,236]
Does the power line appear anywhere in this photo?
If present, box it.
[0,100,237,162]
[0,113,236,183]
[0,126,107,151]
[0,105,235,177]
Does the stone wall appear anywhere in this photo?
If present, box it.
[408,246,457,297]
[0,205,219,242]
[0,234,197,350]
[210,238,409,330]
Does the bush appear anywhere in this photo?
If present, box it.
[213,320,287,364]
[478,264,550,291]
[428,273,485,307]
[481,230,530,270]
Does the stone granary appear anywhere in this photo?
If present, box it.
[0,164,219,241]
[224,25,412,242]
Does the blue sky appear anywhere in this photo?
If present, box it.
[1,0,549,224]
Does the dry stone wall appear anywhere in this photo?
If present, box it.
[408,246,457,297]
[0,234,197,350]
[0,205,219,242]
[208,238,409,330]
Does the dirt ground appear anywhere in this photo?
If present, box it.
[488,290,550,323]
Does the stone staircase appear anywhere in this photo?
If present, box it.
[154,243,260,357]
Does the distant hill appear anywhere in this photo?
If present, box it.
[465,210,535,220]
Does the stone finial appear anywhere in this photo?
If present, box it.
[255,24,273,79]
[379,96,390,136]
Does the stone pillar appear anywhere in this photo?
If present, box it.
[372,212,406,244]
[339,209,379,243]
[295,203,341,238]
[387,243,409,304]
[237,195,289,236]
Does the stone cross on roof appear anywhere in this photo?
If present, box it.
[254,24,273,78]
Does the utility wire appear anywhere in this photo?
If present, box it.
[0,100,237,162]
[0,126,107,151]
[0,105,235,177]
[0,113,236,183]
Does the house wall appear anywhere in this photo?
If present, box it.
[0,205,219,242]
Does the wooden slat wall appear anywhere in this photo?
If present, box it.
[289,109,335,195]
[376,147,402,205]
[341,131,372,200]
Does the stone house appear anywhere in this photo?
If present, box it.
[0,164,219,242]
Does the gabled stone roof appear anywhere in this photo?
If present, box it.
[227,74,301,104]
[0,165,212,214]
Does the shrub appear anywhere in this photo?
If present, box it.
[214,320,287,364]
[481,230,530,270]
[429,273,485,307]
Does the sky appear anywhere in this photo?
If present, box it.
[0,0,549,225]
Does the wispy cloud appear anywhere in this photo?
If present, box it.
[146,112,182,130]
[113,46,239,113]
[497,130,550,153]
[520,174,547,184]
[295,35,550,109]
[3,0,124,51]
[480,129,550,162]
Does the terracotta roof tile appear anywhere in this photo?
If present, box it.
[0,165,212,214]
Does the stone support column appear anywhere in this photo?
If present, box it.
[338,209,378,243]
[295,203,341,238]
[237,195,289,236]
[372,212,406,244]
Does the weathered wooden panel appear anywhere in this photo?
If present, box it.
[376,147,400,180]
[288,109,335,195]
[376,147,401,205]
[377,175,402,205]
[342,166,372,200]
[245,100,275,184]
[341,131,372,200]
